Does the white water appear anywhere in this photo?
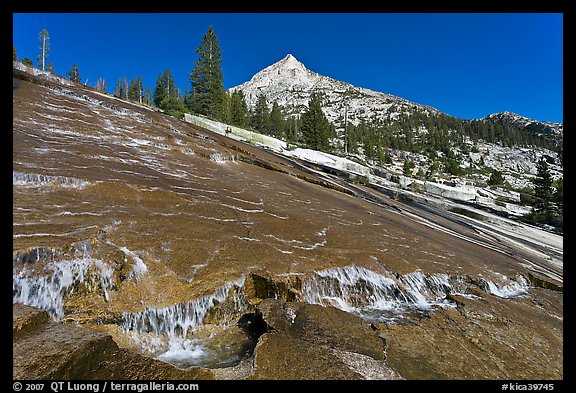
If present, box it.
[484,273,529,298]
[302,265,457,322]
[13,171,91,189]
[121,276,248,362]
[12,257,115,320]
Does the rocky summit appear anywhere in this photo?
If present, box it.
[12,63,562,380]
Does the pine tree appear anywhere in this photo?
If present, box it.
[154,69,185,118]
[13,45,18,62]
[269,101,284,138]
[114,78,124,98]
[128,78,140,102]
[154,70,177,106]
[553,177,563,227]
[487,169,504,186]
[22,58,33,67]
[67,64,80,83]
[144,88,152,106]
[251,94,269,134]
[46,62,55,74]
[300,92,331,151]
[153,73,165,107]
[37,28,50,71]
[189,25,224,119]
[221,92,232,125]
[95,78,106,92]
[230,90,248,127]
[531,157,554,225]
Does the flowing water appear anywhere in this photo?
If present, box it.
[12,256,530,368]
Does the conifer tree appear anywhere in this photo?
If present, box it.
[251,94,269,134]
[144,88,152,106]
[95,78,106,92]
[301,92,331,151]
[67,64,80,83]
[13,45,18,62]
[269,101,284,138]
[37,28,50,71]
[230,90,248,127]
[531,157,554,225]
[128,77,143,103]
[154,69,185,118]
[114,78,124,98]
[189,25,224,119]
[22,58,33,67]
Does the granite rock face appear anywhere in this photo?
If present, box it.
[13,304,214,380]
[249,299,402,380]
[13,65,562,380]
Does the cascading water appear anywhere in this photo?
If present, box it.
[120,276,251,368]
[12,244,149,320]
[482,273,530,298]
[301,265,530,323]
[301,265,459,323]
[12,257,115,320]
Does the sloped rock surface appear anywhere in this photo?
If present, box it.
[249,299,401,380]
[13,304,214,380]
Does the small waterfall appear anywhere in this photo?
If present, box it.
[120,276,249,363]
[12,257,115,320]
[119,247,148,280]
[301,265,456,323]
[484,274,529,298]
[13,171,91,189]
[209,153,238,163]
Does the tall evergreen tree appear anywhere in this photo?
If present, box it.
[95,78,106,92]
[153,69,185,118]
[13,45,18,61]
[221,92,232,125]
[67,64,80,82]
[531,157,555,225]
[37,28,50,71]
[153,73,165,107]
[251,94,269,133]
[269,101,284,138]
[230,90,248,127]
[144,88,152,106]
[154,69,177,106]
[128,77,143,103]
[189,25,224,119]
[553,177,563,226]
[300,92,331,151]
[114,78,124,98]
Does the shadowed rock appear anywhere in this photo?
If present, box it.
[248,299,401,379]
[12,304,214,380]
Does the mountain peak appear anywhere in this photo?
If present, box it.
[274,53,306,70]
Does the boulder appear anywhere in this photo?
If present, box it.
[256,298,385,360]
[250,333,363,380]
[247,299,400,379]
[13,304,117,379]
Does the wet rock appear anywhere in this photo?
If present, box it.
[13,302,50,339]
[13,304,117,379]
[243,271,301,305]
[248,299,396,379]
[378,288,563,379]
[13,304,214,380]
[250,333,363,380]
[88,348,214,380]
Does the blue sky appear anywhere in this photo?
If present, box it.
[13,13,563,122]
